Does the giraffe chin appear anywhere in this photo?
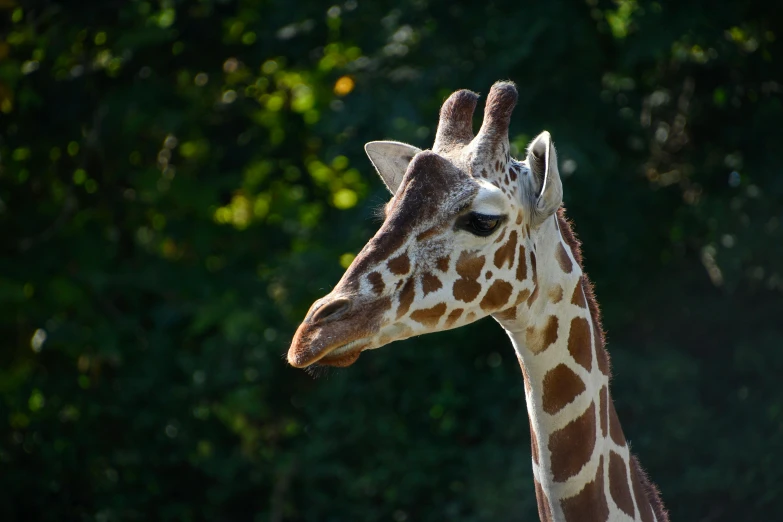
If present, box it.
[314,349,363,367]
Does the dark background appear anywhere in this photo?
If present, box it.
[2,1,782,520]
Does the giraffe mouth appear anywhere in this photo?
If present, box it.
[312,340,367,367]
[288,296,393,368]
[289,337,369,368]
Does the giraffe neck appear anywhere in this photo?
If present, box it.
[495,214,664,522]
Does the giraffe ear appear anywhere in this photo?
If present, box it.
[364,141,422,195]
[526,131,563,225]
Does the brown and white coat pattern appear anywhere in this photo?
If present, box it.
[288,82,669,522]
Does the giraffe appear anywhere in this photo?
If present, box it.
[287,81,669,522]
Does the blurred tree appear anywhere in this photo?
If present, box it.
[0,0,781,521]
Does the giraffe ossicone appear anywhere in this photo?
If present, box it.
[288,81,669,522]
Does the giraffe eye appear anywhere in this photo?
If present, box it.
[459,212,503,237]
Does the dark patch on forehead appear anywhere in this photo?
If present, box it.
[346,151,476,282]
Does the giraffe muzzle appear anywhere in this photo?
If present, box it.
[288,294,392,368]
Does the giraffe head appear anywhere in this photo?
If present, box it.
[288,81,568,368]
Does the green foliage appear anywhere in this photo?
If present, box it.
[1,0,782,520]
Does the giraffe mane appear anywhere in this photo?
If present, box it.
[555,206,607,356]
[631,455,670,522]
[557,206,670,522]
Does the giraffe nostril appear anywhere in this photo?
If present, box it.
[310,298,352,324]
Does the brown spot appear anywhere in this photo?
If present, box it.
[367,272,384,295]
[388,253,410,275]
[481,168,488,178]
[465,311,477,322]
[494,228,507,244]
[567,317,593,372]
[453,279,482,303]
[456,251,484,280]
[421,272,442,296]
[609,451,636,517]
[509,168,518,182]
[453,252,485,303]
[416,225,441,242]
[549,285,564,303]
[531,251,537,282]
[493,230,517,269]
[599,385,608,438]
[515,288,532,305]
[516,212,523,225]
[397,278,415,319]
[480,280,513,311]
[609,400,626,447]
[504,173,510,185]
[534,478,554,522]
[542,364,587,415]
[570,279,587,308]
[444,308,463,328]
[525,315,559,354]
[410,303,447,328]
[485,270,493,279]
[436,255,450,272]
[526,285,540,307]
[556,243,574,273]
[549,402,597,482]
[516,245,528,280]
[561,455,609,522]
[629,456,658,522]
